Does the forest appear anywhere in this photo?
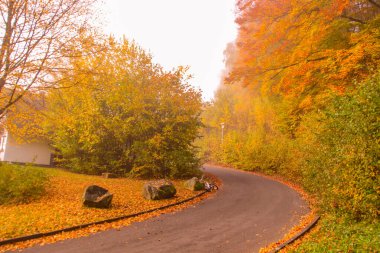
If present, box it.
[199,0,379,251]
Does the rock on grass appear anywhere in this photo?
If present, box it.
[184,177,205,191]
[143,180,177,200]
[83,185,113,208]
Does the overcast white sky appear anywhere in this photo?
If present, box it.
[100,0,237,101]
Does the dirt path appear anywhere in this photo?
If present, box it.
[17,165,309,253]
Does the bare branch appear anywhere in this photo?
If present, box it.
[0,0,98,118]
[341,14,366,24]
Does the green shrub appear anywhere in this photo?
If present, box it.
[299,73,380,220]
[0,163,49,204]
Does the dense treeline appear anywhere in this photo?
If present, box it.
[200,0,379,250]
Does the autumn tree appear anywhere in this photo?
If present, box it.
[0,0,97,118]
[223,0,380,138]
[45,37,203,178]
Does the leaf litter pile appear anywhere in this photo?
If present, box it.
[0,168,217,252]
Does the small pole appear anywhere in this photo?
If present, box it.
[221,122,225,145]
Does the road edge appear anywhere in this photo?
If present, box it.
[0,191,210,247]
[269,216,320,253]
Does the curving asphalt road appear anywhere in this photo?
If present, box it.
[16,165,309,253]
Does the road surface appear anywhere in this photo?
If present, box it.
[17,165,309,253]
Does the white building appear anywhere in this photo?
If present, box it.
[0,128,53,166]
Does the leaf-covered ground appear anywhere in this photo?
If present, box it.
[0,168,213,251]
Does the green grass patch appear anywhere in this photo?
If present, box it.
[289,214,380,252]
[0,163,49,205]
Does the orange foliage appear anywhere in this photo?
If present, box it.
[228,0,380,110]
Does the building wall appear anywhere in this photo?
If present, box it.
[0,131,7,161]
[1,133,52,166]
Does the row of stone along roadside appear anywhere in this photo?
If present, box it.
[82,177,207,208]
